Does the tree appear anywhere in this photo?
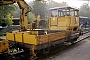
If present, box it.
[0,4,17,26]
[60,2,68,6]
[14,8,20,18]
[47,0,61,8]
[0,4,18,18]
[47,0,68,8]
[32,0,47,19]
[28,1,33,7]
[27,12,36,24]
[5,13,13,26]
[79,3,90,19]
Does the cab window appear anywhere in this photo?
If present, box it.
[75,11,79,16]
[58,9,70,16]
[70,11,74,16]
[51,9,57,17]
[58,9,64,16]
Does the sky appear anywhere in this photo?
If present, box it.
[25,0,89,8]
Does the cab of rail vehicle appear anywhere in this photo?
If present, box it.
[49,6,79,31]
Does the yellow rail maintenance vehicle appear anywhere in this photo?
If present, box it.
[0,0,82,59]
[6,6,81,59]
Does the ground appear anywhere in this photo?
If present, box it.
[41,38,90,60]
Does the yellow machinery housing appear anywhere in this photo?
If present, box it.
[49,6,79,31]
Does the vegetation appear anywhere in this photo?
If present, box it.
[32,0,47,19]
[0,4,17,18]
[0,13,13,27]
[5,16,13,26]
[0,4,17,26]
[0,18,6,26]
[27,12,36,24]
[79,3,90,19]
[47,0,68,8]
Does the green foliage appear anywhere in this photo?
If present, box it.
[47,0,68,8]
[79,3,90,19]
[0,4,17,26]
[32,0,47,19]
[5,17,12,26]
[0,4,18,18]
[27,12,36,24]
[0,19,6,26]
[0,15,12,27]
[0,19,3,26]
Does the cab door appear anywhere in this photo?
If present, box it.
[50,17,58,26]
[49,9,58,30]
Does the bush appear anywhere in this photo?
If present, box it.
[0,18,7,27]
[5,17,12,26]
[27,12,36,24]
[0,17,12,27]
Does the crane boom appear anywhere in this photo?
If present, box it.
[0,0,31,30]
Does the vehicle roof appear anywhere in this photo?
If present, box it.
[49,6,78,10]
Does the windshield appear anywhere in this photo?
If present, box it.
[50,7,79,17]
[51,9,57,17]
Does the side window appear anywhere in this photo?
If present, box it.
[58,11,64,16]
[70,11,74,16]
[58,11,64,17]
[75,11,78,16]
[61,12,64,16]
[58,11,61,16]
[51,9,57,17]
[66,11,70,16]
[58,9,70,16]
